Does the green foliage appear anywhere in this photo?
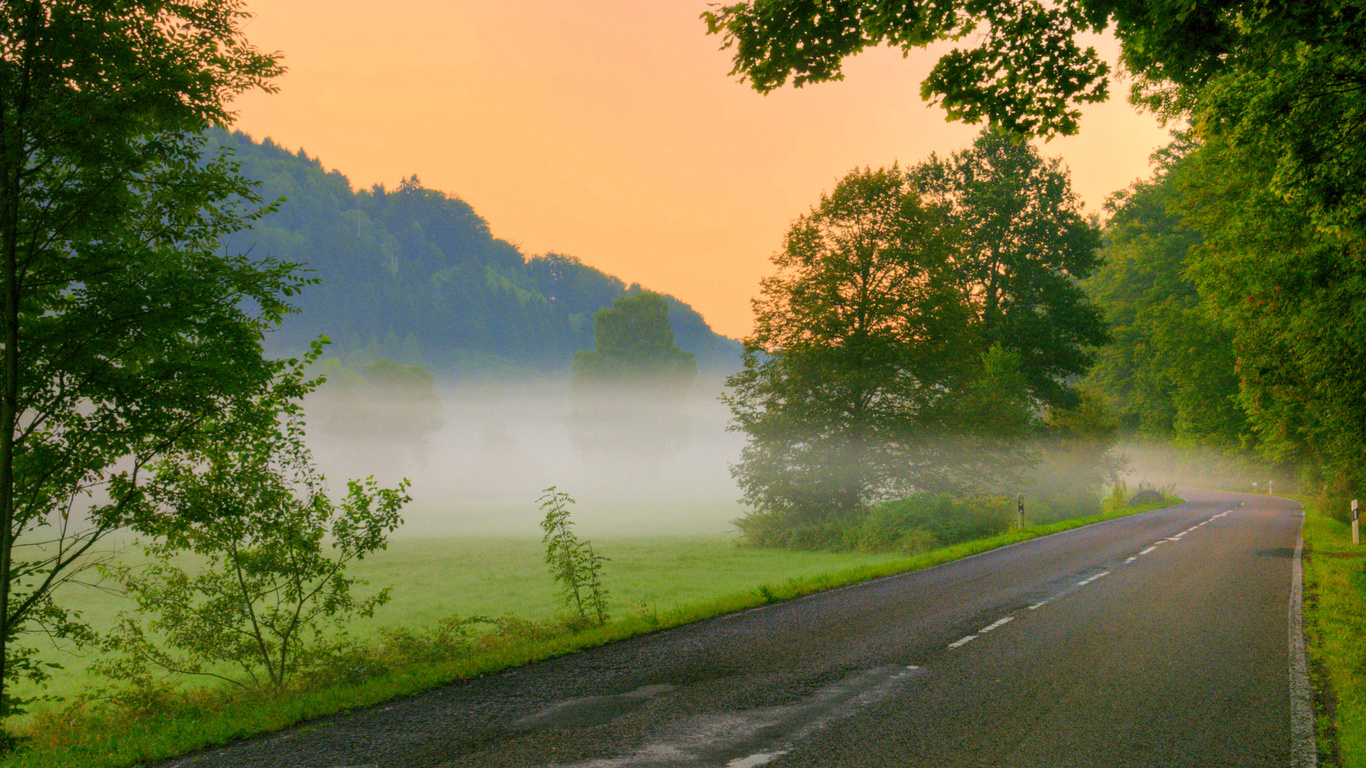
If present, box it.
[850,495,1017,553]
[572,291,697,392]
[0,0,294,723]
[95,352,409,691]
[914,129,1108,409]
[537,488,609,626]
[1083,139,1249,445]
[728,138,1112,545]
[701,0,1112,135]
[703,0,1362,157]
[1176,131,1366,488]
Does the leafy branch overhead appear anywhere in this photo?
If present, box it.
[702,0,1113,135]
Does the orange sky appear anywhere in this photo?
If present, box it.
[232,1,1173,339]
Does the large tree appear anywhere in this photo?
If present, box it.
[913,129,1107,408]
[725,166,976,546]
[0,1,291,720]
[1083,139,1247,444]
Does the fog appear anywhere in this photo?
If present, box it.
[1114,439,1288,495]
[304,377,750,539]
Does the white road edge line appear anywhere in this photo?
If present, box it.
[948,635,977,649]
[1290,508,1317,768]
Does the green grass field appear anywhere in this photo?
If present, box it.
[12,535,911,713]
[1299,497,1366,766]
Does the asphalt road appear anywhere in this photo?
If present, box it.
[163,489,1311,768]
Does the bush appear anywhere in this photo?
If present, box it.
[539,488,610,625]
[732,509,849,550]
[850,495,1016,553]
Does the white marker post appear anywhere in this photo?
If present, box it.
[1017,493,1025,531]
[1353,500,1360,546]
[1269,479,1274,496]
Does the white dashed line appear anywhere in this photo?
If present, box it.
[1076,571,1109,586]
[1124,556,1137,564]
[1140,546,1158,555]
[948,635,977,649]
[980,617,1014,633]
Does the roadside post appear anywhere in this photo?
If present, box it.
[1017,493,1025,530]
[1269,479,1274,496]
[1353,500,1360,546]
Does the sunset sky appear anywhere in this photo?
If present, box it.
[232,0,1174,339]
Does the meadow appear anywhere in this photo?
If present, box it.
[12,534,911,713]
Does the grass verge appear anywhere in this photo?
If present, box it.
[2,495,1180,768]
[1298,496,1366,766]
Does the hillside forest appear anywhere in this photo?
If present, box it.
[210,129,739,377]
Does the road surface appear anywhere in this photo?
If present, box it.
[162,488,1312,767]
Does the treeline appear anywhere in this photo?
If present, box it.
[1085,128,1366,495]
[210,130,739,375]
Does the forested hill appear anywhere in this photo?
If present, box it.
[211,129,740,376]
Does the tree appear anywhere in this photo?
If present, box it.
[568,291,698,488]
[1174,132,1366,489]
[913,129,1108,408]
[97,349,408,690]
[0,2,290,720]
[1083,139,1248,445]
[572,291,697,394]
[725,166,975,546]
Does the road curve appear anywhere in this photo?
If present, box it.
[161,489,1309,768]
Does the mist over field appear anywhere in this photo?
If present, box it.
[304,376,749,539]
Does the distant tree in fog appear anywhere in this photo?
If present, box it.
[572,291,697,395]
[569,292,696,488]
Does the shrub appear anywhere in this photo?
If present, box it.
[539,488,610,626]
